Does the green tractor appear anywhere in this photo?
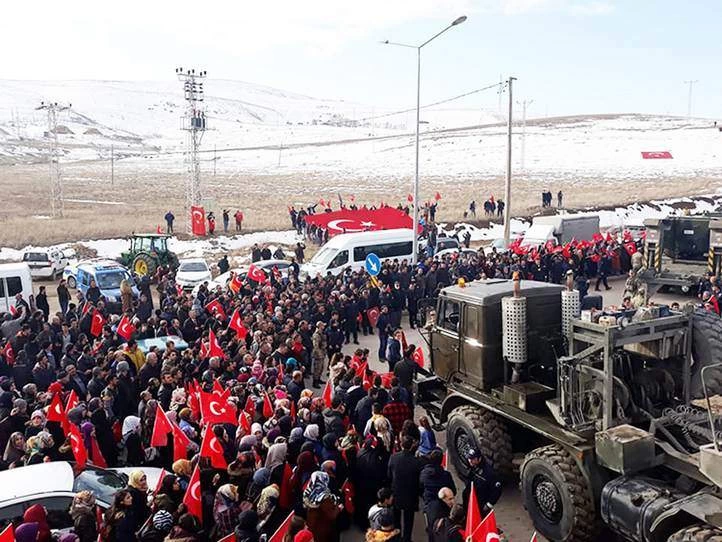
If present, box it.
[119,233,179,277]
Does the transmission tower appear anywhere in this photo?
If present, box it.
[176,67,207,229]
[36,101,71,218]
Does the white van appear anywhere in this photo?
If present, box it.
[302,229,414,278]
[0,263,33,313]
[22,248,73,279]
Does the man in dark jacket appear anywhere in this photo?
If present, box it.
[387,436,423,542]
[426,487,457,542]
[322,397,345,440]
[376,306,391,362]
[462,448,502,515]
[57,280,71,315]
[419,450,456,512]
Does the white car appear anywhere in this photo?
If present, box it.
[483,238,512,256]
[434,247,479,260]
[175,258,212,291]
[22,248,74,279]
[192,260,293,296]
[0,462,164,530]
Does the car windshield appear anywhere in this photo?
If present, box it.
[179,262,208,272]
[310,247,338,266]
[23,253,48,262]
[96,270,127,289]
[74,467,127,505]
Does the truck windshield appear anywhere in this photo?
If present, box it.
[310,247,338,267]
[96,270,127,290]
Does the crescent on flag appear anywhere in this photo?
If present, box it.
[327,219,364,233]
[191,480,201,500]
[210,436,223,454]
[209,401,223,417]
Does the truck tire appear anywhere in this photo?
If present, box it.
[668,524,722,542]
[133,253,157,277]
[520,444,597,542]
[446,405,512,479]
[691,309,722,398]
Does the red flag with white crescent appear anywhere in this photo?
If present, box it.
[47,392,65,423]
[182,465,203,520]
[229,273,243,294]
[90,309,106,338]
[116,315,136,341]
[412,346,425,368]
[239,410,251,434]
[262,391,274,419]
[205,299,226,320]
[90,436,108,468]
[191,206,206,236]
[247,264,267,283]
[244,396,256,418]
[0,524,13,542]
[171,421,192,463]
[151,404,173,447]
[208,329,225,359]
[341,478,355,513]
[200,426,228,469]
[200,390,237,426]
[322,381,333,408]
[69,424,88,469]
[228,309,247,338]
[366,307,380,328]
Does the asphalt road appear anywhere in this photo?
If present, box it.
[32,274,689,542]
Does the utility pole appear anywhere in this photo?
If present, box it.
[503,77,516,246]
[176,67,208,232]
[684,80,698,118]
[498,74,504,116]
[517,99,533,170]
[213,145,217,176]
[36,101,71,218]
[110,144,115,187]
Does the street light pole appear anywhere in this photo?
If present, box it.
[503,76,516,247]
[383,15,467,265]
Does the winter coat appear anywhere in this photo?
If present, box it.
[306,497,341,542]
[322,408,345,440]
[419,463,456,510]
[387,450,422,511]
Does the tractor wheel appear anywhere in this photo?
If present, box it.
[520,444,598,542]
[668,524,722,542]
[67,276,76,289]
[446,405,513,480]
[133,253,157,277]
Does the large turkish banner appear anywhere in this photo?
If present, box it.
[303,207,415,236]
[191,206,206,236]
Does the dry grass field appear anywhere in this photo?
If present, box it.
[0,158,720,248]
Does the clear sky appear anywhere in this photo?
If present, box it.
[2,0,720,119]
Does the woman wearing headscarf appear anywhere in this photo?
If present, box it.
[3,431,26,466]
[234,510,260,542]
[213,483,242,539]
[126,470,151,526]
[246,467,271,503]
[172,459,192,490]
[287,427,305,465]
[119,416,144,466]
[265,440,288,471]
[21,503,50,542]
[303,424,323,458]
[25,431,54,465]
[89,397,117,467]
[157,473,184,509]
[70,490,98,542]
[258,484,286,539]
[303,471,342,542]
[166,513,202,542]
[25,409,45,439]
[227,451,256,495]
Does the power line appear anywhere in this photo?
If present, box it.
[356,82,503,122]
[36,101,71,218]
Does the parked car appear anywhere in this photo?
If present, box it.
[175,258,212,291]
[0,462,164,532]
[0,263,33,314]
[63,260,138,312]
[22,248,74,279]
[434,247,479,260]
[192,260,292,296]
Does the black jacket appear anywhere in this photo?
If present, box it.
[387,450,422,511]
[419,463,456,510]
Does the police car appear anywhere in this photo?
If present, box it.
[63,260,138,307]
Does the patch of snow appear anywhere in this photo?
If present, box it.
[65,198,125,206]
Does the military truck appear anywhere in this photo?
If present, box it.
[641,216,722,294]
[417,279,722,542]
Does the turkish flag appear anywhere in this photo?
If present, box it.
[441,449,448,470]
[65,389,79,412]
[341,479,355,514]
[205,299,226,320]
[151,404,173,447]
[322,381,333,408]
[466,483,497,542]
[366,306,380,328]
[200,390,237,426]
[171,421,192,463]
[303,206,417,236]
[208,329,225,359]
[218,534,236,542]
[641,151,673,159]
[90,309,106,337]
[268,511,295,542]
[530,532,538,542]
[0,524,13,542]
[380,372,394,389]
[239,410,251,434]
[290,400,296,422]
[355,361,368,379]
[191,206,206,236]
[228,309,247,338]
[407,193,413,202]
[244,396,256,418]
[153,469,167,496]
[81,301,93,316]
[625,242,637,256]
[116,315,136,341]
[200,426,228,469]
[229,273,243,294]
[183,465,203,520]
[247,264,267,283]
[623,230,633,242]
[8,305,18,317]
[435,192,442,201]
[69,424,88,469]
[262,391,274,419]
[198,341,209,360]
[4,342,14,366]
[412,346,425,368]
[592,232,604,243]
[47,392,66,423]
[90,436,108,468]
[279,463,294,509]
